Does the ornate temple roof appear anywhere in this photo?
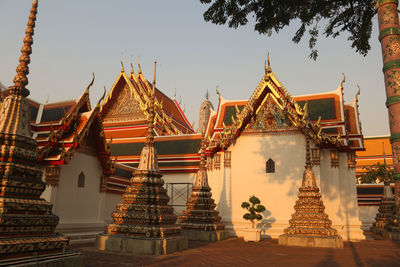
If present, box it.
[356,135,392,177]
[24,78,114,175]
[100,66,194,139]
[204,61,364,152]
[98,64,201,180]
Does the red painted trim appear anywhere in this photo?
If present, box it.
[173,99,195,133]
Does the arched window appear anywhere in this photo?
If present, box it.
[78,171,85,188]
[266,158,275,173]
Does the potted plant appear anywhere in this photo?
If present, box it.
[241,195,266,242]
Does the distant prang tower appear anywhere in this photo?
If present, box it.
[198,91,213,134]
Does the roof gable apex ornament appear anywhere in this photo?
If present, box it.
[120,53,125,73]
[265,52,272,74]
[340,72,346,88]
[85,72,95,95]
[95,86,107,108]
[216,85,221,99]
[355,85,361,103]
[130,55,134,74]
[138,57,142,74]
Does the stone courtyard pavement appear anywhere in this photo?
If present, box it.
[73,235,400,267]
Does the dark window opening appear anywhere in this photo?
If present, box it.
[266,158,275,173]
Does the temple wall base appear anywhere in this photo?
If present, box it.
[0,251,84,267]
[278,234,343,248]
[96,234,188,256]
[181,229,230,241]
[56,222,107,244]
[225,220,364,241]
[382,230,400,240]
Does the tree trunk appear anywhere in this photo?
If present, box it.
[376,0,400,202]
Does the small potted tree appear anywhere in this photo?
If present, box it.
[241,195,265,242]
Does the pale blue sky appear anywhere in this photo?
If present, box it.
[0,0,390,136]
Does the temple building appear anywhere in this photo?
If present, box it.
[101,59,366,240]
[202,61,364,240]
[100,64,203,216]
[6,77,116,243]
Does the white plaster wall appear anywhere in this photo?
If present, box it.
[319,149,342,226]
[208,133,306,238]
[55,152,105,226]
[207,133,365,240]
[337,152,364,239]
[104,193,123,224]
[358,206,379,230]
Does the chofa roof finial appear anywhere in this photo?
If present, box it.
[130,55,134,74]
[265,52,272,74]
[216,85,221,98]
[340,72,346,88]
[85,72,95,94]
[10,0,39,97]
[355,85,361,102]
[120,53,125,72]
[138,57,142,74]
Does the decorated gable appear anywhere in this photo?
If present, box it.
[102,80,146,123]
[246,93,294,131]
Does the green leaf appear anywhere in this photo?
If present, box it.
[249,196,260,205]
[241,202,250,209]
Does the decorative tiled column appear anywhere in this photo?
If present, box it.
[377,0,400,238]
[377,0,400,199]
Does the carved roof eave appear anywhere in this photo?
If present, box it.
[41,106,115,174]
[207,70,341,152]
[130,71,185,135]
[37,90,92,158]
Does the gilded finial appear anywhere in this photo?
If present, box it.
[216,85,220,97]
[138,57,142,74]
[265,53,271,73]
[179,96,181,105]
[173,88,176,100]
[85,72,95,94]
[10,0,39,97]
[130,55,134,74]
[96,86,107,108]
[340,73,346,88]
[152,60,157,95]
[205,90,209,100]
[120,53,125,72]
[145,61,156,146]
[355,85,361,102]
[45,94,49,104]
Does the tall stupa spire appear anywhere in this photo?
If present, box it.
[0,1,82,263]
[179,137,228,241]
[279,123,343,248]
[98,60,187,255]
[371,142,396,234]
[9,0,38,97]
